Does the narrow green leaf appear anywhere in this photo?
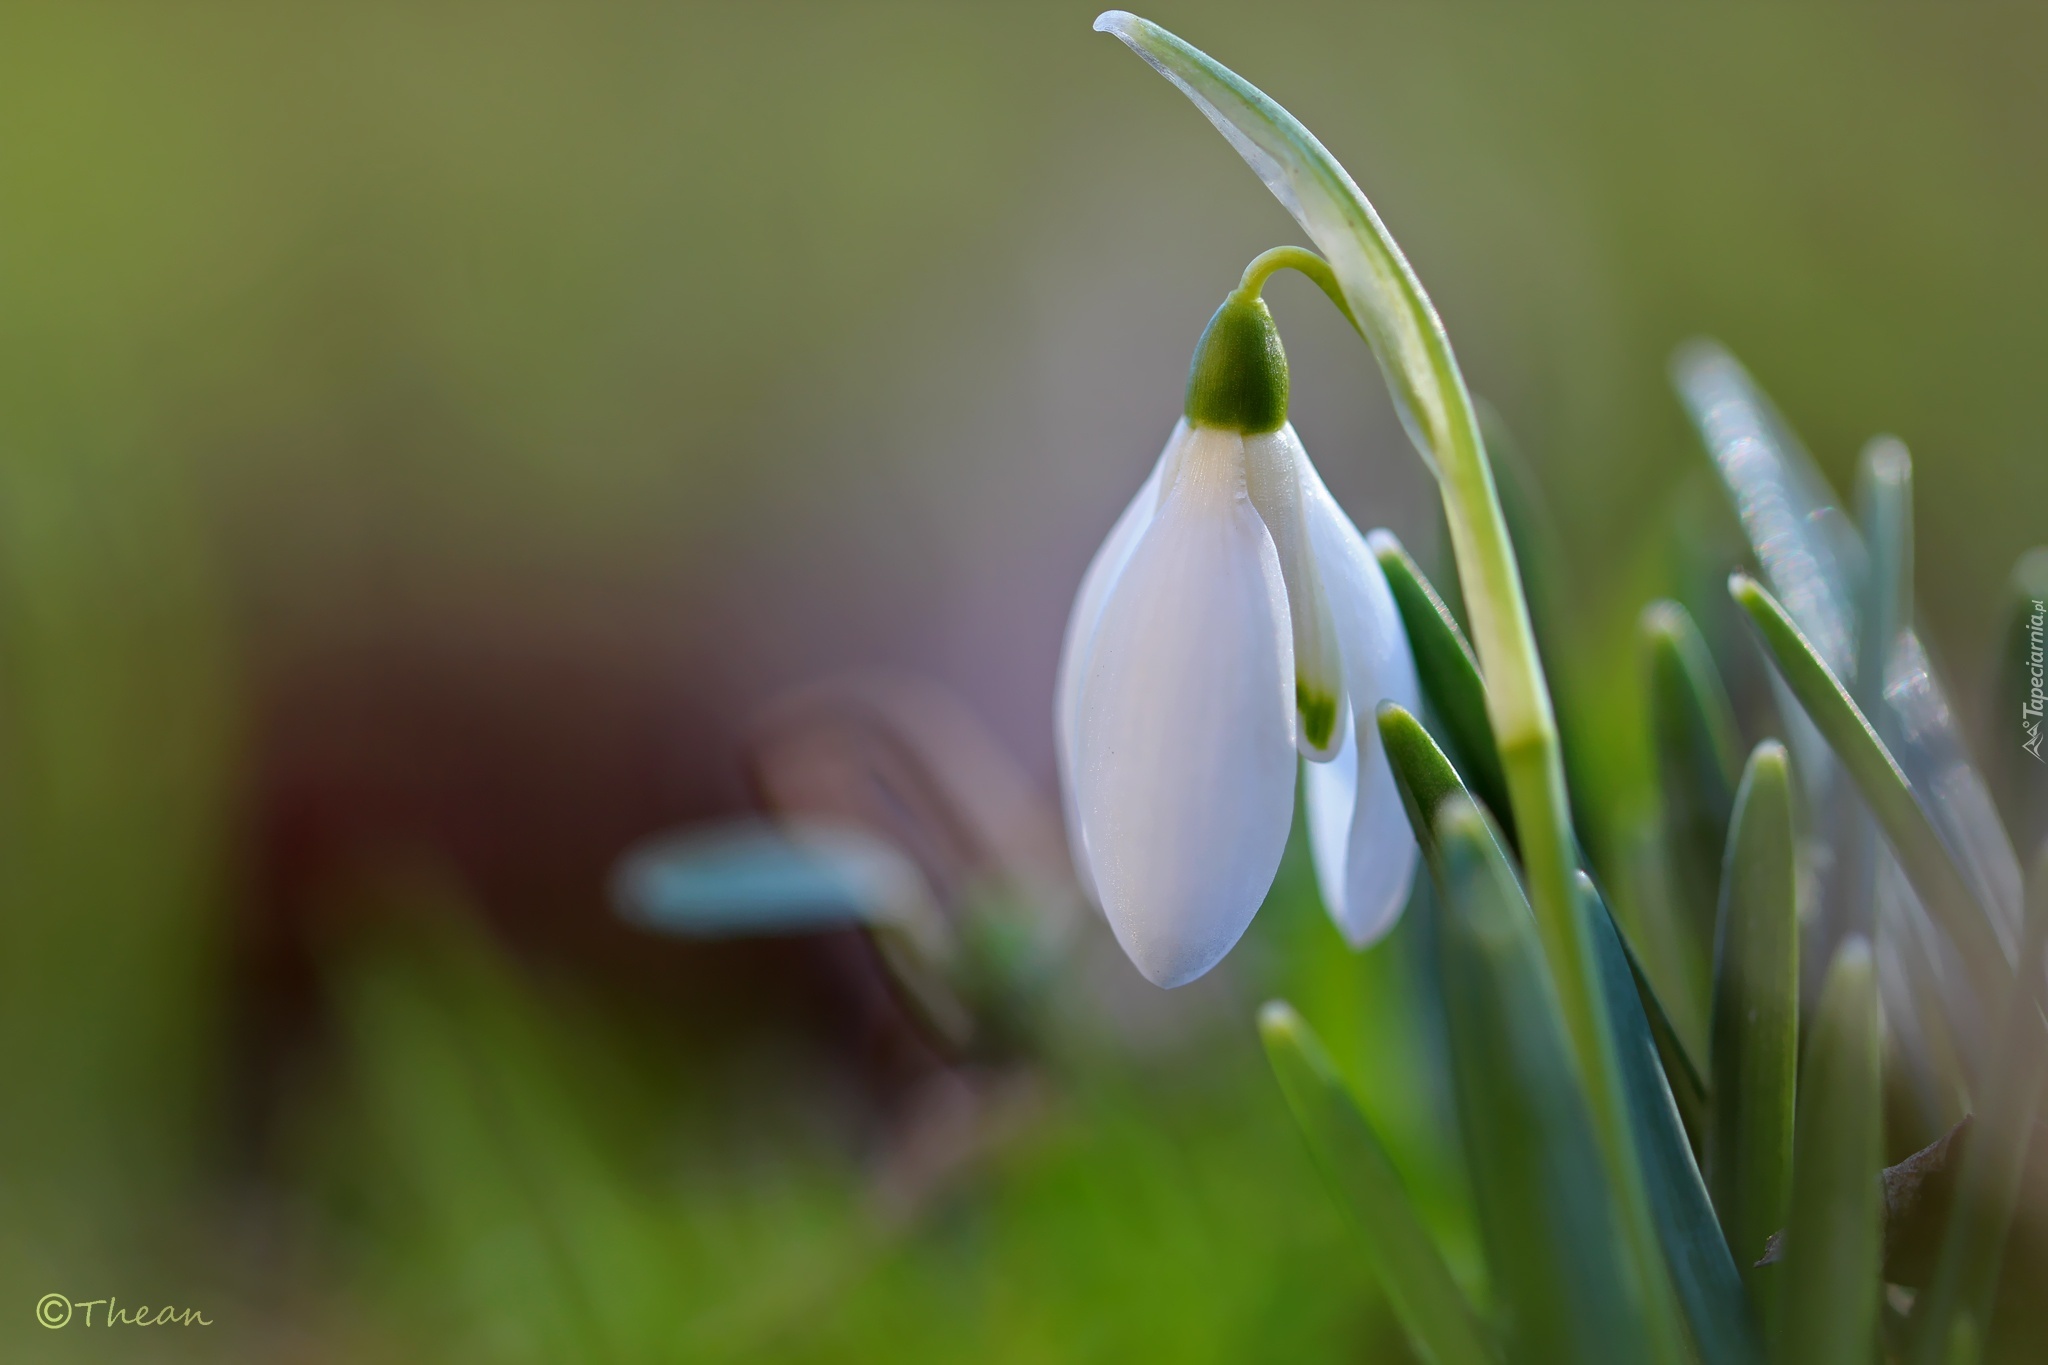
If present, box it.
[1372,532,1513,843]
[1629,926,1713,1153]
[1674,342,1857,681]
[1709,741,1800,1289]
[1775,937,1884,1365]
[1643,598,1744,1008]
[1939,1315,1982,1365]
[1853,437,1913,713]
[1729,573,2009,1005]
[1382,699,1705,1108]
[1259,999,1497,1365]
[1579,871,1763,1365]
[1907,845,2048,1365]
[1379,700,1492,875]
[1431,795,1657,1365]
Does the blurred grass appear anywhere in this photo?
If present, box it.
[0,1,2044,1359]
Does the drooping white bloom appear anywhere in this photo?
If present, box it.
[1056,292,1420,987]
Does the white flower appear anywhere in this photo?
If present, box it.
[1055,290,1420,986]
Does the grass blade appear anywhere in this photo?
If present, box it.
[1709,742,1800,1289]
[1643,599,1744,1007]
[1729,573,2009,1005]
[1372,531,1513,843]
[1259,1000,1497,1365]
[1579,871,1763,1365]
[1907,845,2048,1364]
[1430,795,1658,1365]
[1776,937,1884,1365]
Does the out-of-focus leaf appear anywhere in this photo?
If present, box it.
[1372,533,1512,843]
[613,818,934,938]
[612,818,975,1047]
[1775,937,1883,1365]
[1431,795,1658,1365]
[1673,342,1856,680]
[1907,846,2048,1365]
[1673,344,1856,961]
[1709,741,1799,1286]
[1830,438,1911,1018]
[1259,1000,1497,1365]
[327,884,684,1364]
[1579,872,1761,1365]
[1853,437,1913,713]
[1643,599,1744,1003]
[1883,632,2025,952]
[1729,574,2008,1006]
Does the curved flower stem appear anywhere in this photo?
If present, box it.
[1233,245,1361,332]
[1093,14,1683,1361]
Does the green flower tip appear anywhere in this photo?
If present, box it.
[1296,682,1339,753]
[1184,293,1289,434]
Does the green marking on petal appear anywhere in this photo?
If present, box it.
[1297,682,1339,753]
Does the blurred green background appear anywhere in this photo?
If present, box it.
[1,2,2043,1360]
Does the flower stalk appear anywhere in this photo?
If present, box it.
[1092,11,1682,1358]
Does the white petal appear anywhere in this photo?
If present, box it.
[1055,421,1184,904]
[1244,425,1348,761]
[1076,426,1297,987]
[1297,459,1421,947]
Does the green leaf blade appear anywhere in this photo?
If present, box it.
[1907,846,2048,1365]
[1379,700,1491,875]
[1852,437,1913,713]
[1431,796,1658,1365]
[1373,531,1513,841]
[1709,741,1800,1291]
[1643,599,1742,1005]
[1776,937,1884,1365]
[1259,1000,1497,1365]
[1580,871,1763,1365]
[1729,573,2008,1004]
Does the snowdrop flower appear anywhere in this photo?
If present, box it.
[1057,260,1420,987]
